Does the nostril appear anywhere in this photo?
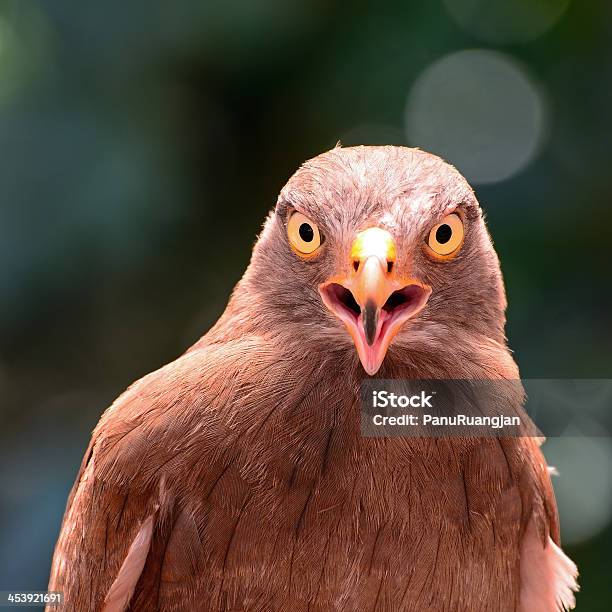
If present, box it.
[387,260,394,273]
[353,260,360,272]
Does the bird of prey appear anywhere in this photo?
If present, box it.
[49,146,578,611]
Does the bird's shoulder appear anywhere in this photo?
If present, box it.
[90,335,290,483]
[49,335,294,610]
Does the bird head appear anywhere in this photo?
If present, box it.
[241,146,508,377]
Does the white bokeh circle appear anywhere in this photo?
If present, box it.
[544,434,612,545]
[444,0,571,45]
[405,49,547,184]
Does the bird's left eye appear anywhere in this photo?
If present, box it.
[426,213,464,258]
[287,211,322,256]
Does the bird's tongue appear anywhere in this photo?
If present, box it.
[356,308,390,375]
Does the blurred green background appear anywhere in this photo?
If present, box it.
[0,0,610,608]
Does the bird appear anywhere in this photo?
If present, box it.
[48,145,578,611]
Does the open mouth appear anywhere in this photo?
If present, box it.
[322,283,427,341]
[320,281,431,375]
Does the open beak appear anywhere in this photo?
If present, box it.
[319,227,431,375]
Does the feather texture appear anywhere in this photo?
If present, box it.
[519,516,578,611]
[47,146,578,611]
[102,514,155,612]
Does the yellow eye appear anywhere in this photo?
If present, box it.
[287,211,322,256]
[426,213,464,259]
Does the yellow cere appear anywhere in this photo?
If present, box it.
[350,227,396,264]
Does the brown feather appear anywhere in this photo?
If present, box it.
[47,146,576,611]
[102,514,155,612]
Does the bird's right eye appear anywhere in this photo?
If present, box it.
[287,212,322,257]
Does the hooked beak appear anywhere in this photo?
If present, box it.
[319,228,431,375]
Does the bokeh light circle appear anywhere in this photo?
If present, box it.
[544,435,612,545]
[405,50,546,184]
[444,0,571,45]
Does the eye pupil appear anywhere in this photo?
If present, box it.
[435,223,452,244]
[299,223,314,242]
